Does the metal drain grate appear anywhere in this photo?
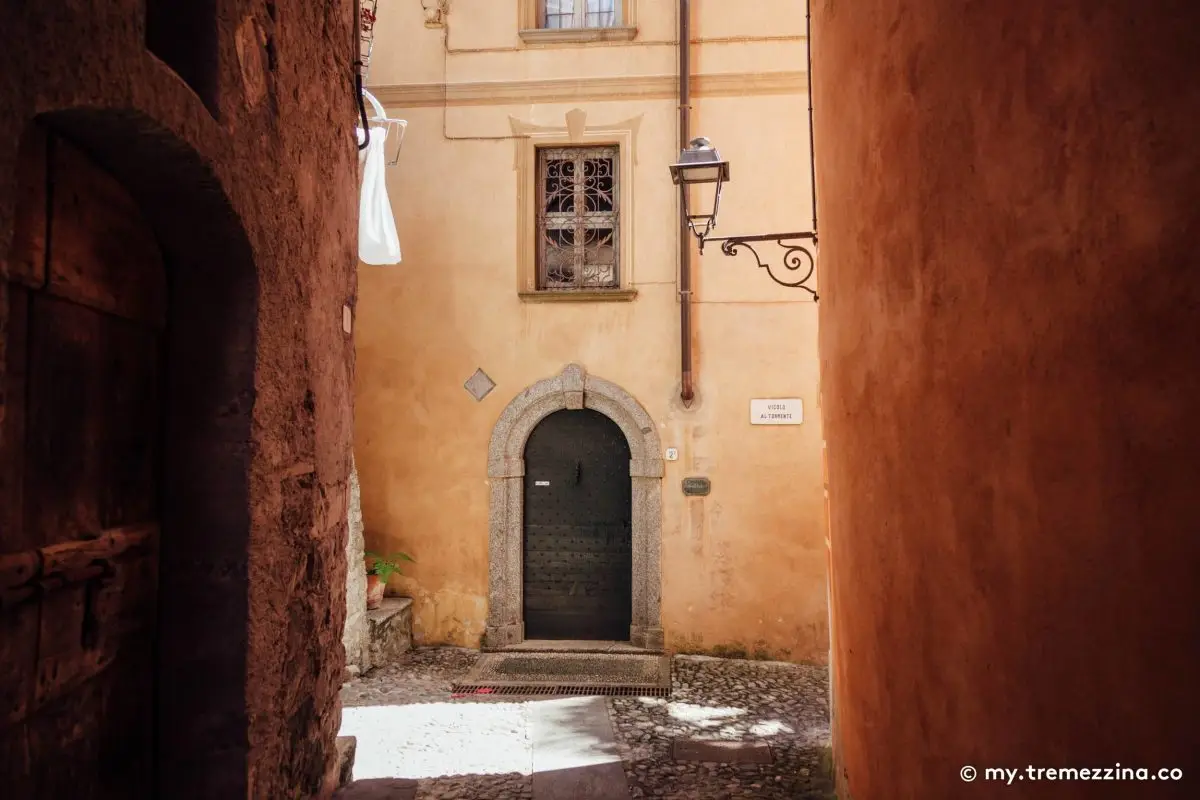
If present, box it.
[450,683,671,698]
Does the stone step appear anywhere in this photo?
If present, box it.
[333,778,417,800]
[335,736,357,789]
[366,597,413,672]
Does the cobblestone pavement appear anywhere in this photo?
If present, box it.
[339,648,832,800]
[611,656,832,799]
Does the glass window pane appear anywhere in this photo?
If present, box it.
[580,227,616,288]
[544,0,576,29]
[581,157,615,213]
[542,158,576,213]
[585,0,618,27]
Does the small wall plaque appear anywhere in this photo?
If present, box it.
[750,398,803,425]
[682,476,711,497]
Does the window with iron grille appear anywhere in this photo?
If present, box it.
[537,145,620,290]
[541,0,620,29]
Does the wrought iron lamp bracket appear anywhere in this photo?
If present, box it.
[699,231,819,299]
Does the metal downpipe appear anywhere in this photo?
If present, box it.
[679,0,694,406]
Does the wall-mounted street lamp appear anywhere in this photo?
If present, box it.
[668,136,730,244]
[669,137,819,299]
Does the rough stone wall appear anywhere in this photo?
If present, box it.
[344,457,369,673]
[813,2,1200,799]
[0,1,358,797]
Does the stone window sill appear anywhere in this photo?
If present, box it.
[519,26,638,45]
[519,289,638,303]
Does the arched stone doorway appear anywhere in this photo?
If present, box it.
[484,364,664,650]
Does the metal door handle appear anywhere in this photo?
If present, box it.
[575,461,582,485]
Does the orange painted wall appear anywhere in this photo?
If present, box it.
[815,1,1200,797]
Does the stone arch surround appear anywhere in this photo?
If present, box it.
[484,364,665,649]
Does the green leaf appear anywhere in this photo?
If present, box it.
[364,550,414,581]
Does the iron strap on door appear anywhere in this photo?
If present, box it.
[0,523,158,609]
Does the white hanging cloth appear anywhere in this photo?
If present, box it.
[357,124,402,265]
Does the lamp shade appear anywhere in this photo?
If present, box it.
[669,137,730,243]
[669,137,731,185]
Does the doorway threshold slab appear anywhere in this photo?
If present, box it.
[452,652,671,698]
[496,640,663,655]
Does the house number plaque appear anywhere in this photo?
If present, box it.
[682,477,711,497]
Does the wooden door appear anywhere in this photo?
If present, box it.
[523,409,632,641]
[0,130,166,797]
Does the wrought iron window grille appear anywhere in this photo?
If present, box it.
[536,145,621,291]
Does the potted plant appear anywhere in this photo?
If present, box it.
[365,550,414,610]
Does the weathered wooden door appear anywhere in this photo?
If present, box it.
[0,130,165,797]
[523,409,632,640]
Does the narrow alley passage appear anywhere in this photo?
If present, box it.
[337,649,833,800]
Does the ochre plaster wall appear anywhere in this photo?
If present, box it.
[814,1,1200,797]
[356,0,828,662]
[0,1,358,796]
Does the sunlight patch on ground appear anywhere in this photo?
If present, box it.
[666,702,746,728]
[749,719,795,737]
[339,703,532,780]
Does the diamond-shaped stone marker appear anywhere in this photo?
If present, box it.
[464,368,496,402]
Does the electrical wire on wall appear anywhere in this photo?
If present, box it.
[354,0,380,150]
[355,66,370,150]
[438,20,521,143]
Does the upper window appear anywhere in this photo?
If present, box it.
[542,0,621,29]
[519,0,636,43]
[536,146,620,290]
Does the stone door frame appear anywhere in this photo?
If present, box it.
[484,364,664,649]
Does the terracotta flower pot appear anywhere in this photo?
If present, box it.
[366,573,384,610]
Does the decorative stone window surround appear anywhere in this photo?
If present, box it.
[512,110,643,302]
[484,364,664,650]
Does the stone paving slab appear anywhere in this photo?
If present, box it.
[672,740,774,764]
[529,697,630,800]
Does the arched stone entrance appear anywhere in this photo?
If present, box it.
[484,364,664,649]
